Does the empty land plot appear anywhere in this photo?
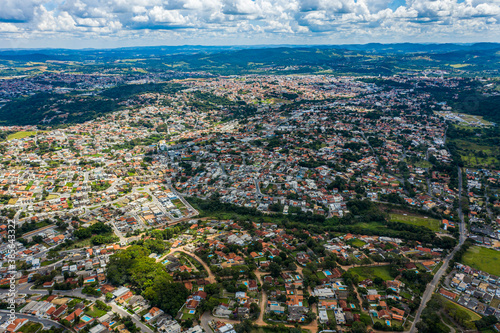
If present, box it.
[462,246,500,276]
[390,213,441,232]
[7,131,37,140]
[349,265,395,281]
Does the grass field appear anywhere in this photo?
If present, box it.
[490,298,500,308]
[85,305,107,318]
[462,246,500,276]
[437,295,481,329]
[349,265,395,281]
[18,322,42,333]
[450,63,470,68]
[7,130,47,141]
[352,222,386,232]
[7,131,37,140]
[414,160,432,168]
[390,213,441,232]
[347,239,367,248]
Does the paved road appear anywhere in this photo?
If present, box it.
[0,309,67,330]
[254,178,262,197]
[409,166,466,333]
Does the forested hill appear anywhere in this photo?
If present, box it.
[0,83,186,126]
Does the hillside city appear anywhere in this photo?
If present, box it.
[0,70,499,333]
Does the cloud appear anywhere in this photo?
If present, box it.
[0,0,45,23]
[0,23,19,32]
[0,0,498,46]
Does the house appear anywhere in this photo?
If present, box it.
[52,304,68,318]
[237,307,250,318]
[186,299,199,310]
[112,286,130,299]
[286,295,304,307]
[216,323,236,333]
[192,291,207,301]
[158,320,182,333]
[334,309,345,324]
[144,307,164,323]
[313,287,335,299]
[215,305,233,318]
[268,302,285,314]
[378,310,391,319]
[439,288,458,300]
[288,306,308,322]
[184,325,205,333]
[43,281,55,288]
[248,280,258,291]
[318,308,329,323]
[6,318,28,332]
[64,308,83,323]
[89,324,108,333]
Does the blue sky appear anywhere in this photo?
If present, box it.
[0,0,499,49]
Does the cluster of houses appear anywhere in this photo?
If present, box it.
[437,263,500,320]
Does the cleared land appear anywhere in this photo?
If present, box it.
[462,246,500,276]
[347,239,367,248]
[390,213,441,232]
[349,265,395,281]
[7,131,39,140]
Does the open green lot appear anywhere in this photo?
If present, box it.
[437,294,481,329]
[490,298,500,309]
[462,246,500,276]
[349,265,395,281]
[347,238,367,248]
[452,139,500,168]
[17,322,42,333]
[390,213,441,232]
[85,305,107,318]
[7,131,38,140]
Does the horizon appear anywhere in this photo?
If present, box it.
[1,41,499,52]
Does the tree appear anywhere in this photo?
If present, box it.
[308,296,318,306]
[105,292,114,302]
[351,321,366,333]
[269,262,281,278]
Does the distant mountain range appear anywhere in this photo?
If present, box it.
[0,43,499,62]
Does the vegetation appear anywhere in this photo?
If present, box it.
[6,131,39,140]
[462,246,500,276]
[349,266,395,281]
[106,245,189,316]
[389,214,441,232]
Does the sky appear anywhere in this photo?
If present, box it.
[0,0,499,49]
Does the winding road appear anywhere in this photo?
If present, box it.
[0,310,67,330]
